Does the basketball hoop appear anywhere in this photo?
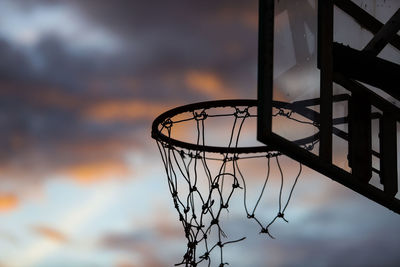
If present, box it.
[152,99,319,266]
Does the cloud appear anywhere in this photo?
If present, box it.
[62,160,131,183]
[0,39,33,80]
[32,226,68,243]
[0,231,18,245]
[100,232,148,251]
[52,0,259,100]
[100,231,172,267]
[114,261,138,267]
[99,209,185,266]
[0,1,121,53]
[63,0,258,37]
[0,194,19,212]
[185,70,237,99]
[269,226,400,267]
[84,100,172,122]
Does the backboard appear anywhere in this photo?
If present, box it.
[257,0,400,213]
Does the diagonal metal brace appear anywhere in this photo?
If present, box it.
[364,8,400,56]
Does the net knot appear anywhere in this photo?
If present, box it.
[187,241,198,249]
[173,199,179,209]
[304,142,316,151]
[184,227,191,237]
[193,110,208,121]
[162,142,174,150]
[190,186,197,192]
[187,152,202,159]
[277,212,288,222]
[234,107,250,118]
[221,203,229,209]
[267,152,281,158]
[212,183,219,189]
[183,252,190,261]
[232,182,241,189]
[211,219,219,225]
[184,207,190,214]
[200,252,210,260]
[197,225,205,230]
[162,118,173,128]
[277,109,292,118]
[247,214,255,219]
[260,227,275,239]
[217,241,223,247]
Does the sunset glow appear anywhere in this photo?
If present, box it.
[0,0,399,266]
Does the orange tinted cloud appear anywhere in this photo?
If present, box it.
[87,76,140,94]
[64,160,130,183]
[185,70,236,99]
[297,182,354,208]
[154,221,181,238]
[241,11,258,29]
[0,194,19,212]
[217,6,258,30]
[31,87,80,110]
[152,208,182,238]
[84,100,170,122]
[59,138,138,160]
[0,81,81,110]
[32,226,68,243]
[115,262,137,267]
[101,234,162,265]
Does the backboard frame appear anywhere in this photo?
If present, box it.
[257,0,400,213]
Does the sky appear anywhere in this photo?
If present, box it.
[0,0,399,266]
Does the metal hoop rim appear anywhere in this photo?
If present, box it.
[151,99,319,154]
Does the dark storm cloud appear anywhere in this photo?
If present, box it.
[0,0,262,183]
[3,0,260,99]
[274,226,400,267]
[0,39,34,81]
[3,0,261,102]
[33,35,99,90]
[27,0,259,96]
[56,0,261,102]
[265,198,400,267]
[209,207,400,267]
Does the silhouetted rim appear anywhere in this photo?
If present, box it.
[151,99,319,154]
